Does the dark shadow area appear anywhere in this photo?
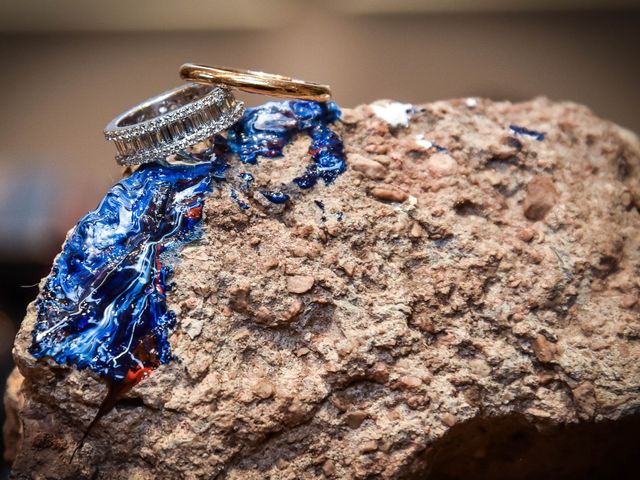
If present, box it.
[0,260,51,479]
[405,413,640,480]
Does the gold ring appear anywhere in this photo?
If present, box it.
[179,63,331,102]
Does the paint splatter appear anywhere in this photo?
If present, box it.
[227,100,346,190]
[30,100,347,382]
[260,191,290,204]
[30,161,213,381]
[230,189,250,210]
[509,125,545,141]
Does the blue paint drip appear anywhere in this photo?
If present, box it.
[509,125,545,141]
[260,191,290,204]
[30,100,346,381]
[30,162,213,380]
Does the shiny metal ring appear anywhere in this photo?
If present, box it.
[179,63,331,102]
[104,83,244,166]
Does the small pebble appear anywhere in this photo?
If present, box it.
[322,459,336,476]
[441,413,458,427]
[371,187,408,203]
[287,275,315,294]
[532,334,557,363]
[344,410,368,429]
[349,153,387,180]
[523,176,558,221]
[253,380,275,400]
[398,375,422,389]
[517,228,536,243]
[360,440,378,454]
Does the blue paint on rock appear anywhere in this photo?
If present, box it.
[227,100,346,189]
[30,100,346,381]
[509,125,545,141]
[260,191,290,204]
[30,161,213,380]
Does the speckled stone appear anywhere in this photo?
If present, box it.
[5,97,640,479]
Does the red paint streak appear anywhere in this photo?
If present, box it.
[124,366,153,389]
[185,204,203,220]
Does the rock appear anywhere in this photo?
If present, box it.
[6,98,640,479]
[3,368,23,465]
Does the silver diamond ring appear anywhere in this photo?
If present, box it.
[104,83,244,166]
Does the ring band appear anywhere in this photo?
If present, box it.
[179,63,331,102]
[104,83,244,166]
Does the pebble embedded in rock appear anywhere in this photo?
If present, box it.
[398,375,422,389]
[523,175,558,221]
[532,334,558,363]
[360,440,378,454]
[371,187,408,203]
[426,152,458,177]
[441,413,458,427]
[517,227,536,243]
[344,410,368,429]
[286,275,315,294]
[349,153,388,180]
[253,380,275,400]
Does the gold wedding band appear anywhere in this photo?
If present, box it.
[179,63,331,102]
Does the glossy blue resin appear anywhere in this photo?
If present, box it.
[30,161,213,380]
[509,124,545,141]
[227,101,345,189]
[30,100,345,381]
[230,189,250,210]
[260,191,290,204]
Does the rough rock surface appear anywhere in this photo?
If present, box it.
[5,97,640,479]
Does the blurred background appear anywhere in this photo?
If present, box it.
[0,0,638,475]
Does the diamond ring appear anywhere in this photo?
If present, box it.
[104,83,244,166]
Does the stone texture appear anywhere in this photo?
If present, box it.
[5,97,640,479]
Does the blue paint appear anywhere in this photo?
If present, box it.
[509,125,545,141]
[506,136,523,151]
[227,101,346,189]
[239,172,254,190]
[314,200,325,212]
[260,191,290,204]
[30,100,346,381]
[434,144,448,153]
[30,161,212,381]
[230,189,250,210]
